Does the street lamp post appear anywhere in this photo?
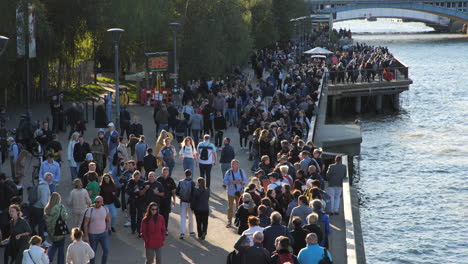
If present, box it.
[168,22,181,101]
[0,36,9,56]
[107,28,124,131]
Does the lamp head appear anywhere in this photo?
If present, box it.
[0,35,9,56]
[107,28,124,43]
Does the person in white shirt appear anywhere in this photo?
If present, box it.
[197,135,217,188]
[66,228,95,264]
[241,216,264,246]
[179,137,197,175]
[22,235,49,264]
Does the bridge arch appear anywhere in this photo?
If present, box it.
[315,2,468,22]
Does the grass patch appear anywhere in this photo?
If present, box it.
[63,83,106,102]
[97,76,115,84]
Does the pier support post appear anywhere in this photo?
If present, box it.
[355,96,361,114]
[376,95,383,113]
[348,155,354,185]
[331,96,337,116]
[393,93,400,110]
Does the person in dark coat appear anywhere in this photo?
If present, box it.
[191,177,210,240]
[128,116,144,138]
[234,232,271,264]
[290,217,309,256]
[120,107,131,140]
[235,193,257,235]
[262,212,295,253]
[95,104,108,128]
[143,148,157,179]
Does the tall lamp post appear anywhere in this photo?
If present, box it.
[0,36,9,56]
[107,28,124,131]
[168,22,181,98]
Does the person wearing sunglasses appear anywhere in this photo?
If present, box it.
[141,202,166,264]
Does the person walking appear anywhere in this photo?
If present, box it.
[39,153,61,191]
[188,112,203,146]
[176,169,195,240]
[126,170,146,236]
[223,159,247,228]
[288,195,313,228]
[141,171,165,208]
[297,233,332,264]
[104,123,119,171]
[68,179,91,228]
[143,148,157,179]
[135,136,148,173]
[197,135,217,188]
[21,235,49,264]
[85,172,100,203]
[158,138,176,178]
[67,132,80,181]
[7,137,19,179]
[191,177,210,240]
[82,196,110,264]
[29,173,52,240]
[213,111,227,148]
[90,138,105,174]
[326,155,347,215]
[66,228,95,264]
[271,236,299,264]
[219,137,235,186]
[262,212,295,254]
[155,130,173,168]
[235,192,257,235]
[233,231,271,264]
[179,137,197,175]
[3,204,31,264]
[241,216,264,246]
[73,135,91,172]
[44,192,69,264]
[156,167,176,235]
[99,173,118,233]
[141,202,166,264]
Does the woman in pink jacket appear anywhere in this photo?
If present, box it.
[141,202,166,264]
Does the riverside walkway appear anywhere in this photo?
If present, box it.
[1,100,352,264]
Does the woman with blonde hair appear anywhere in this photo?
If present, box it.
[66,228,95,264]
[155,130,173,167]
[44,192,69,264]
[235,192,257,235]
[68,178,91,228]
[179,136,197,174]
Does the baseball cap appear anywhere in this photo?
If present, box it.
[86,153,94,161]
[107,122,115,127]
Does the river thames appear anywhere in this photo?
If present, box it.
[335,19,468,263]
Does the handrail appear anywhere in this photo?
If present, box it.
[327,66,409,83]
[322,151,358,264]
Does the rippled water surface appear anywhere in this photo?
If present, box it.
[334,21,468,264]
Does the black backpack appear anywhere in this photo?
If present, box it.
[199,145,212,161]
[318,248,333,264]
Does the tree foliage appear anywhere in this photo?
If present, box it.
[0,0,308,103]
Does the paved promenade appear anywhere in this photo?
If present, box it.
[1,101,348,263]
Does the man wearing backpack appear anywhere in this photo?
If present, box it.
[223,159,247,228]
[29,172,52,240]
[176,169,195,240]
[197,134,217,188]
[271,236,299,264]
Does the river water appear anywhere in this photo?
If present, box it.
[334,19,468,263]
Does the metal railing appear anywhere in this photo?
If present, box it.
[326,66,409,85]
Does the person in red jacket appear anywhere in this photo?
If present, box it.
[141,202,166,264]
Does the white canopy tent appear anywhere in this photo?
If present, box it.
[304,47,333,55]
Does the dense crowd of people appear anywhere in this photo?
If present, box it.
[0,34,352,264]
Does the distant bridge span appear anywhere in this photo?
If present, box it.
[334,8,451,26]
[309,0,468,22]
